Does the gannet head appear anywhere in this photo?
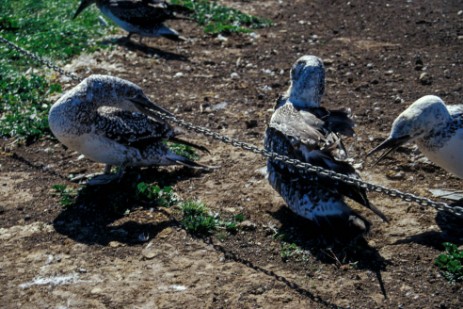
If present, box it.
[83,75,173,116]
[287,55,325,108]
[368,95,451,161]
[73,0,96,19]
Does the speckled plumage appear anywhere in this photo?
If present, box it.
[49,75,208,183]
[369,95,463,179]
[265,55,387,236]
[73,0,192,41]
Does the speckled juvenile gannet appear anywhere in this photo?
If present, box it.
[265,55,388,237]
[49,75,209,184]
[73,0,192,42]
[368,95,463,179]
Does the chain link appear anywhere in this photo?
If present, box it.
[0,36,83,82]
[2,35,463,218]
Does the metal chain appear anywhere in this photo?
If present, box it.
[2,35,463,218]
[148,110,463,217]
[0,36,83,82]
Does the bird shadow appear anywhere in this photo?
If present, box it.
[52,167,209,246]
[269,207,390,298]
[102,37,189,61]
[392,207,463,249]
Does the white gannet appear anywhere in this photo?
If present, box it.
[368,95,463,179]
[73,0,193,42]
[49,74,209,184]
[265,55,388,238]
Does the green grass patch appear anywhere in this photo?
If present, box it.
[0,74,61,140]
[52,184,78,207]
[179,199,246,236]
[136,182,179,207]
[0,0,114,141]
[179,200,217,235]
[171,0,272,34]
[435,242,463,282]
[167,142,200,161]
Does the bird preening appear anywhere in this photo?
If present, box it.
[48,74,210,185]
[265,55,388,241]
[73,0,194,43]
[368,95,463,179]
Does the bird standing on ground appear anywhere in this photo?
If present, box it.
[73,0,193,42]
[368,95,463,179]
[49,74,209,185]
[265,55,388,238]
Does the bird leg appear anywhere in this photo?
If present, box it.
[86,165,126,186]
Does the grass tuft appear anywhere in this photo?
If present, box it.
[179,200,217,235]
[52,184,77,207]
[167,142,200,161]
[136,182,178,207]
[435,242,463,282]
[171,0,272,34]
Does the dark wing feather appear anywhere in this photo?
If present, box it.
[307,107,355,136]
[107,0,191,26]
[94,108,173,148]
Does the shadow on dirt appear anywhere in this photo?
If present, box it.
[393,208,463,249]
[102,37,189,61]
[269,207,390,299]
[203,236,347,309]
[52,167,206,246]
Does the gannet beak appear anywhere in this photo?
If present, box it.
[129,94,174,117]
[366,135,411,165]
[73,0,92,19]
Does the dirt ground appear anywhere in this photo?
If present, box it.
[1,0,463,308]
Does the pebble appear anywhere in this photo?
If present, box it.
[238,220,257,231]
[419,72,432,85]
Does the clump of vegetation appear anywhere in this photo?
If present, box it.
[280,242,301,262]
[220,213,245,233]
[179,200,217,235]
[171,0,272,34]
[0,74,61,140]
[136,182,178,207]
[52,184,78,207]
[0,0,113,141]
[167,142,200,161]
[435,242,463,282]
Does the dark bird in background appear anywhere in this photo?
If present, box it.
[73,0,193,43]
[49,75,210,185]
[265,55,388,240]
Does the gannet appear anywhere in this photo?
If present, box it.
[265,55,388,238]
[49,74,209,184]
[368,95,463,179]
[73,0,193,42]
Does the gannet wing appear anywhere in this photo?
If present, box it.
[94,108,172,147]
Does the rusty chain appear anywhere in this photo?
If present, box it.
[2,35,463,218]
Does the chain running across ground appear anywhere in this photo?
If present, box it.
[2,35,462,217]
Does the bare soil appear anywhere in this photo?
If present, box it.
[1,0,463,308]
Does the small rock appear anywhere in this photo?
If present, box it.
[212,102,228,111]
[230,72,240,80]
[141,242,158,259]
[109,241,122,248]
[386,171,405,180]
[91,287,103,294]
[238,220,257,231]
[419,72,432,85]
